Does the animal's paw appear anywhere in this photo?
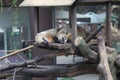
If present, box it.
[42,37,49,45]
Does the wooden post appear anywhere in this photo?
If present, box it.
[97,36,113,80]
[106,3,111,46]
[69,4,77,44]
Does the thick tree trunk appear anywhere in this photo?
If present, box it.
[0,36,119,79]
[97,36,113,80]
[0,51,72,71]
[0,62,97,78]
[106,47,117,80]
[74,36,98,63]
[75,36,117,80]
[18,64,97,77]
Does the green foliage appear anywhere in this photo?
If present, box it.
[12,0,17,7]
[0,0,17,14]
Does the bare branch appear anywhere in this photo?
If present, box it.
[85,25,104,43]
[0,45,34,60]
[75,36,98,63]
[97,36,113,80]
[0,61,98,78]
[0,51,72,71]
[34,43,73,50]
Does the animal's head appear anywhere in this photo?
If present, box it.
[57,33,72,44]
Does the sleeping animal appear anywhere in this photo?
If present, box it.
[35,26,89,44]
[35,29,57,44]
[57,26,89,43]
[57,27,72,43]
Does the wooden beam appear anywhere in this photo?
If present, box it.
[106,2,111,46]
[75,0,120,5]
[77,0,112,2]
[29,8,39,39]
[69,4,77,44]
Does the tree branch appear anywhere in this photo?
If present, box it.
[34,43,73,50]
[0,61,98,78]
[97,36,113,80]
[0,36,120,79]
[0,51,72,71]
[74,36,98,63]
[85,25,104,43]
[0,45,34,60]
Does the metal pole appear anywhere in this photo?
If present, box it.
[3,27,8,63]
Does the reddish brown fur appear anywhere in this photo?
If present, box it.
[45,34,54,43]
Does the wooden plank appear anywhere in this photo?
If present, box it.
[19,0,75,7]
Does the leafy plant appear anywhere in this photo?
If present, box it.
[12,0,17,7]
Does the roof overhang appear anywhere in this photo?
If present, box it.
[19,0,76,7]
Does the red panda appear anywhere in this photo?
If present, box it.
[57,27,72,43]
[35,26,89,44]
[35,29,57,44]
